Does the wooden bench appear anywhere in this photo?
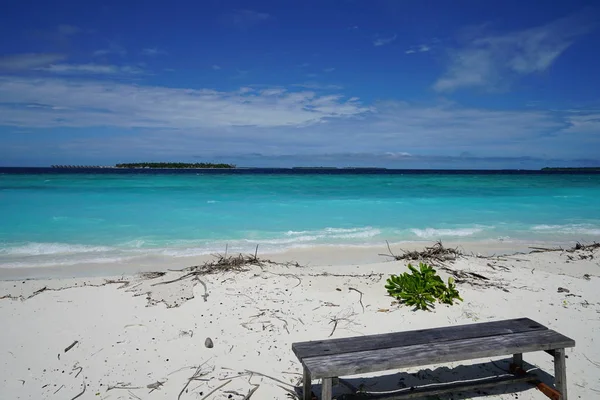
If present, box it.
[292,318,575,400]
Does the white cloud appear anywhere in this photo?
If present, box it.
[292,82,344,90]
[405,44,431,54]
[373,34,397,47]
[93,44,127,57]
[434,11,595,92]
[0,76,584,151]
[563,110,600,134]
[2,78,597,161]
[260,88,286,96]
[0,53,66,70]
[384,152,412,158]
[212,65,221,70]
[0,77,370,129]
[141,48,166,56]
[36,64,143,75]
[324,67,335,72]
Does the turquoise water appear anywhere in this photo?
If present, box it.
[1,170,600,267]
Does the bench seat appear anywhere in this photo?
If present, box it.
[292,318,575,400]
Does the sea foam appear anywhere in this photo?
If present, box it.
[410,227,485,238]
[0,242,112,255]
[531,224,600,235]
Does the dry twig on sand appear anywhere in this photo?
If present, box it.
[244,370,296,388]
[529,242,600,260]
[348,287,364,313]
[178,360,213,400]
[70,381,86,400]
[107,383,143,391]
[584,354,600,368]
[243,384,260,399]
[128,391,142,400]
[328,310,357,337]
[199,379,232,400]
[147,381,165,393]
[64,340,78,353]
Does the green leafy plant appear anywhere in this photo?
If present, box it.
[385,263,463,311]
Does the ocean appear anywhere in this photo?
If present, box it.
[1,168,599,268]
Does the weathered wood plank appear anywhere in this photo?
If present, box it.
[293,318,546,360]
[303,329,575,379]
[553,348,568,400]
[339,373,537,400]
[303,366,312,400]
[321,378,332,400]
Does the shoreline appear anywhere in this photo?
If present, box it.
[0,238,594,280]
[0,240,598,399]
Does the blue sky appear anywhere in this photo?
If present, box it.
[0,0,599,168]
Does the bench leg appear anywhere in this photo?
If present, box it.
[321,377,333,400]
[554,348,567,400]
[303,367,312,400]
[513,353,523,369]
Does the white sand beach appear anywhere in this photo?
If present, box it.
[1,242,599,399]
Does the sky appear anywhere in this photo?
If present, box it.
[0,0,599,168]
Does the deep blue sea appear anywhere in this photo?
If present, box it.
[1,168,599,268]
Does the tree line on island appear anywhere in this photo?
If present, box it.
[115,162,235,169]
[541,167,600,171]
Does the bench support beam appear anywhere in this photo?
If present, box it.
[303,366,312,400]
[322,377,332,400]
[340,373,537,400]
[553,348,567,400]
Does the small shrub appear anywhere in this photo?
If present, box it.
[385,263,463,311]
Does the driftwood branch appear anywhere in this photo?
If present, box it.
[380,241,462,264]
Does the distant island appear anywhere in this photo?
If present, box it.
[541,167,600,171]
[115,162,235,169]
